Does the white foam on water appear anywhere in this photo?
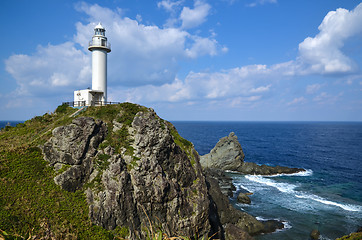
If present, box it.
[236,184,252,193]
[268,169,313,177]
[295,193,362,212]
[255,217,292,232]
[255,216,268,221]
[245,175,362,212]
[245,175,297,194]
[244,175,362,212]
[282,221,292,230]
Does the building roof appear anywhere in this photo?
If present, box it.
[94,23,104,30]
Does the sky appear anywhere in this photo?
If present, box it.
[1,0,362,121]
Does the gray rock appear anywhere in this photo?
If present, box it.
[204,168,236,197]
[43,110,212,239]
[201,132,305,175]
[310,229,320,240]
[42,117,107,191]
[240,162,304,175]
[200,132,245,171]
[237,193,251,204]
[206,175,264,236]
[224,223,254,240]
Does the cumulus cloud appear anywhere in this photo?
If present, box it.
[114,64,275,105]
[247,0,277,8]
[157,0,184,13]
[74,2,222,87]
[5,2,223,101]
[287,97,306,106]
[298,3,362,74]
[5,42,90,97]
[180,0,211,29]
[306,84,323,94]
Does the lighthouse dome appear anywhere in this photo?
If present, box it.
[95,23,105,30]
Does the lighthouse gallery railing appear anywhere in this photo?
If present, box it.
[88,41,111,50]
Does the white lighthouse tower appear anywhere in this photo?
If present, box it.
[73,23,111,106]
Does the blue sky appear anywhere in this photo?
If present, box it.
[1,0,362,121]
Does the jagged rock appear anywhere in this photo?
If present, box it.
[224,224,254,240]
[206,175,263,237]
[310,229,320,240]
[41,106,290,239]
[43,110,212,239]
[237,193,251,204]
[204,168,236,197]
[42,117,107,191]
[240,162,304,175]
[200,132,245,171]
[261,220,284,233]
[201,132,304,175]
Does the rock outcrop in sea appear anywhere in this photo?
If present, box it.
[200,132,305,175]
[41,104,281,239]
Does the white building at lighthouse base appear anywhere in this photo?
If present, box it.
[73,89,104,106]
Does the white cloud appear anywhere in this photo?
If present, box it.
[157,0,184,13]
[5,2,223,102]
[306,84,323,94]
[313,92,343,104]
[180,0,211,29]
[247,0,277,7]
[287,97,306,106]
[114,64,276,106]
[250,84,271,93]
[74,3,221,87]
[5,42,90,97]
[298,3,362,74]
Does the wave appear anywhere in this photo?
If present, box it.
[295,193,362,212]
[245,175,362,212]
[267,169,313,177]
[255,217,292,232]
[245,175,297,194]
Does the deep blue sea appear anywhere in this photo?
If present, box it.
[172,121,362,240]
[0,121,24,129]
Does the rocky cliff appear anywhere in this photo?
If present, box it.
[39,103,289,239]
[42,105,212,238]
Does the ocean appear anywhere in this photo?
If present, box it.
[0,121,24,129]
[172,121,362,240]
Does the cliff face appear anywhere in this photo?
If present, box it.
[42,105,211,239]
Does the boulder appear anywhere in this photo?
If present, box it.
[310,229,320,240]
[201,132,305,175]
[42,117,107,191]
[200,132,245,171]
[237,193,251,204]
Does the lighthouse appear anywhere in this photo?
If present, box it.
[73,23,111,106]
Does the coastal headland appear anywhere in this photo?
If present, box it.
[0,103,357,239]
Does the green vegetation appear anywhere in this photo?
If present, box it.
[0,102,202,239]
[0,103,145,239]
[166,121,198,169]
[336,232,362,240]
[0,147,114,239]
